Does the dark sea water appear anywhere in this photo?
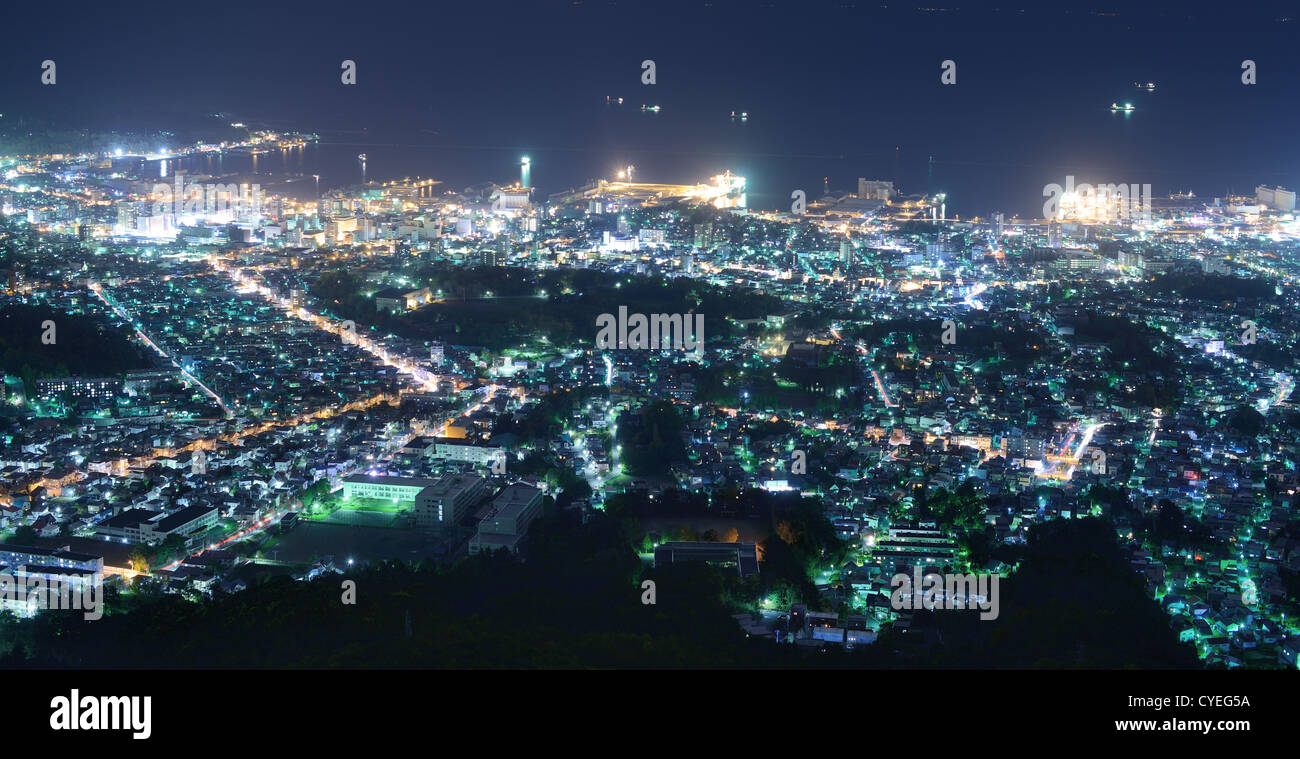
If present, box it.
[143,77,1298,222]
[80,2,1299,219]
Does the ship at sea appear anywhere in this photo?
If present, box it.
[1133,81,1156,92]
[1111,102,1135,112]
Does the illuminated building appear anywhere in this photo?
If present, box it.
[431,440,505,465]
[857,178,894,201]
[36,376,121,401]
[342,474,441,503]
[146,506,219,545]
[1256,185,1296,212]
[374,286,433,313]
[550,171,746,210]
[0,544,104,575]
[414,473,486,530]
[490,187,530,213]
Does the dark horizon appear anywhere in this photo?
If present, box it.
[3,0,1299,215]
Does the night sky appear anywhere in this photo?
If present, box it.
[3,0,1299,215]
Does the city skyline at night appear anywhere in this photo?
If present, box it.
[0,0,1296,743]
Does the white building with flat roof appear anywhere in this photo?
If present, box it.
[342,474,441,503]
[432,440,504,466]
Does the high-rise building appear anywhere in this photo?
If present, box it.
[693,222,714,250]
[1118,250,1145,271]
[1048,223,1062,249]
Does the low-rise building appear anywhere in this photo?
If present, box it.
[468,484,543,555]
[415,473,487,530]
[653,541,760,578]
[342,474,441,503]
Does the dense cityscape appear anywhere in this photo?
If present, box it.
[1,116,1299,674]
[1,17,1299,738]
